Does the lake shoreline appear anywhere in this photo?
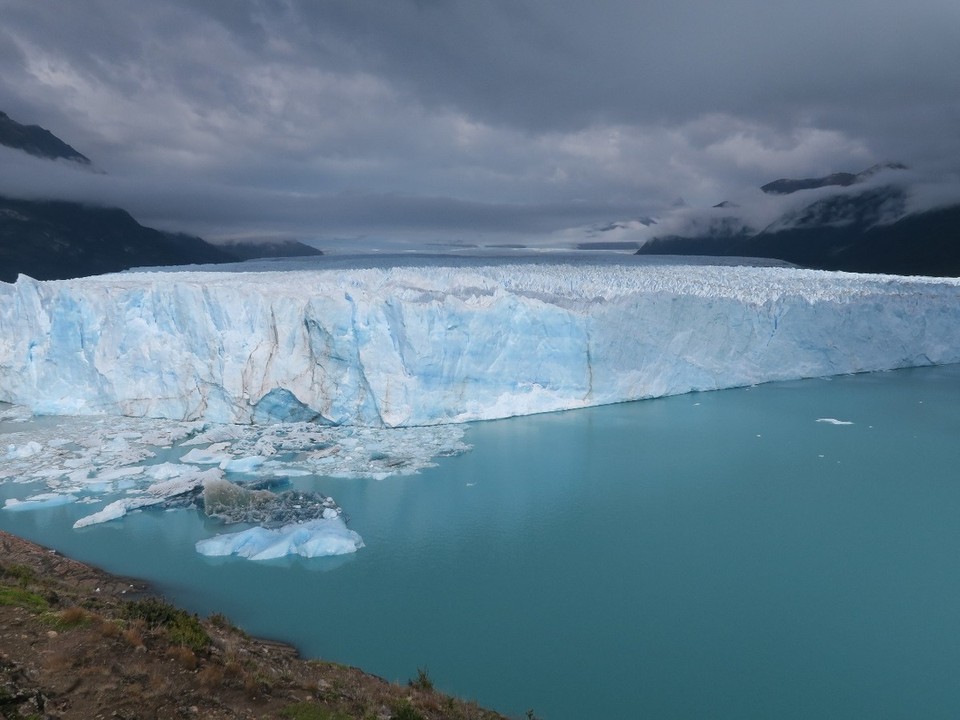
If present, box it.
[0,529,510,720]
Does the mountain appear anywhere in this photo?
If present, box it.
[214,239,323,261]
[758,163,907,196]
[0,110,90,164]
[0,196,235,282]
[0,111,321,281]
[637,166,960,277]
[760,172,858,195]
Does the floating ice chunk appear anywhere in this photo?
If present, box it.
[4,493,78,511]
[180,426,245,447]
[180,443,232,464]
[0,405,34,422]
[73,497,149,527]
[220,455,266,473]
[816,418,854,425]
[195,517,364,560]
[92,466,145,482]
[73,467,221,528]
[1,403,468,558]
[6,441,42,459]
[145,462,190,480]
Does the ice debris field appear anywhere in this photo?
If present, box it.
[3,255,960,559]
[1,403,467,560]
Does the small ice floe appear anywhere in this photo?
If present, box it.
[0,405,34,422]
[816,418,854,426]
[219,454,266,473]
[93,466,145,481]
[5,441,42,459]
[195,517,364,561]
[4,493,78,511]
[180,443,232,464]
[145,462,189,480]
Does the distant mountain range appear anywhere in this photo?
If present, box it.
[0,111,321,283]
[637,164,960,277]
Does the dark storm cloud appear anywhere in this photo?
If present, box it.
[1,0,958,246]
[270,0,960,133]
[0,147,632,243]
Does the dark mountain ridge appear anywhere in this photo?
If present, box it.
[0,110,90,164]
[638,165,960,277]
[0,110,321,282]
[214,239,323,261]
[759,163,908,196]
[0,196,235,283]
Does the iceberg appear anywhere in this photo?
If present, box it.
[4,258,960,427]
[0,407,468,559]
[195,517,365,560]
[4,492,78,511]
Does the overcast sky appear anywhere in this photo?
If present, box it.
[1,0,959,247]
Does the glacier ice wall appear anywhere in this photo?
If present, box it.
[2,261,960,426]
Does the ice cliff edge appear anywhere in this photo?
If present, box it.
[2,261,959,426]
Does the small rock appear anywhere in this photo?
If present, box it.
[46,630,58,638]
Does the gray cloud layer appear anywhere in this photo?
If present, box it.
[1,0,958,247]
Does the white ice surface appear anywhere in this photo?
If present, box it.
[5,441,42,459]
[5,256,960,559]
[0,409,466,558]
[72,468,222,528]
[195,517,364,560]
[4,258,960,426]
[4,493,78,511]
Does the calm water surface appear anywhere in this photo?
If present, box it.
[2,365,960,719]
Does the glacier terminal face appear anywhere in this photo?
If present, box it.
[2,259,960,426]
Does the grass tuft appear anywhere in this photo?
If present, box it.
[166,645,198,670]
[198,664,225,690]
[408,666,433,692]
[279,701,352,720]
[0,586,49,611]
[123,597,210,652]
[0,563,36,586]
[391,699,426,720]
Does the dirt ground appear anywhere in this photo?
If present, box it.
[0,530,511,720]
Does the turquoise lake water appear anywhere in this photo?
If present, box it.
[2,365,960,719]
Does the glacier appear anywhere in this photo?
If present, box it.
[2,257,960,426]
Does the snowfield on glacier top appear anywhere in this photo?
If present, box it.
[2,255,958,427]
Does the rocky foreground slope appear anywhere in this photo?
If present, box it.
[0,531,508,720]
